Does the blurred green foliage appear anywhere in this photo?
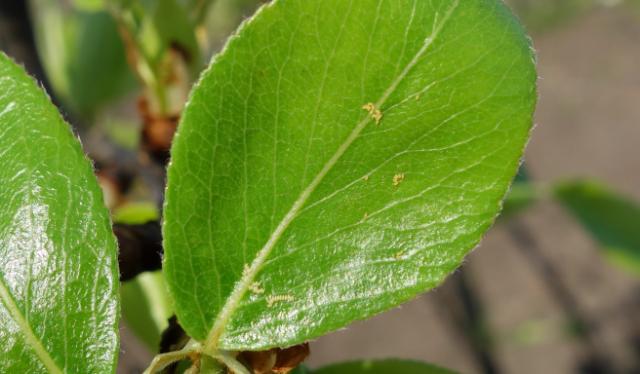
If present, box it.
[121,272,173,350]
[114,202,173,351]
[29,0,135,118]
[112,201,159,224]
[555,181,640,276]
[116,0,199,70]
[72,0,105,12]
[502,166,541,219]
[507,0,639,32]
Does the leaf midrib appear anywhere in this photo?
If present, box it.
[0,69,64,374]
[203,0,460,352]
[0,278,63,374]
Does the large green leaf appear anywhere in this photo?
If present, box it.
[312,360,455,374]
[164,0,536,352]
[0,53,119,372]
[555,181,640,276]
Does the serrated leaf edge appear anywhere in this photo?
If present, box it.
[0,51,119,373]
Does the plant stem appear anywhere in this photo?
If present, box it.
[143,340,201,374]
[108,5,169,115]
[214,351,251,374]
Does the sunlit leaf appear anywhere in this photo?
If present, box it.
[164,0,536,351]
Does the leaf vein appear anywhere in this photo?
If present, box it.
[0,278,63,374]
[203,0,460,352]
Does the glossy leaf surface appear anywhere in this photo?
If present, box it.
[313,360,455,374]
[164,0,536,350]
[555,181,640,276]
[0,53,119,372]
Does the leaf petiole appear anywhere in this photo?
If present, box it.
[212,350,251,374]
[143,339,201,374]
[144,340,252,374]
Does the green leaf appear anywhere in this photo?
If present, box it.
[312,360,455,374]
[506,0,594,31]
[119,0,200,71]
[500,164,537,218]
[0,53,119,372]
[501,182,539,218]
[153,0,200,67]
[164,0,536,352]
[72,0,105,12]
[112,201,160,225]
[114,202,170,351]
[506,0,639,32]
[121,272,172,351]
[289,365,311,374]
[29,0,135,117]
[555,180,640,276]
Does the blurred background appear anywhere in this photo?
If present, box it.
[1,0,639,373]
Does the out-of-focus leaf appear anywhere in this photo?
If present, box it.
[289,365,311,374]
[506,0,592,31]
[199,355,225,373]
[102,117,141,150]
[29,0,135,117]
[112,0,200,115]
[506,0,637,32]
[121,276,161,350]
[112,201,160,225]
[153,0,200,66]
[121,272,173,351]
[514,164,530,183]
[120,0,200,70]
[0,52,119,373]
[501,182,539,218]
[312,360,455,374]
[113,202,170,351]
[500,165,537,219]
[200,0,263,56]
[555,180,640,276]
[164,0,536,352]
[72,0,105,12]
